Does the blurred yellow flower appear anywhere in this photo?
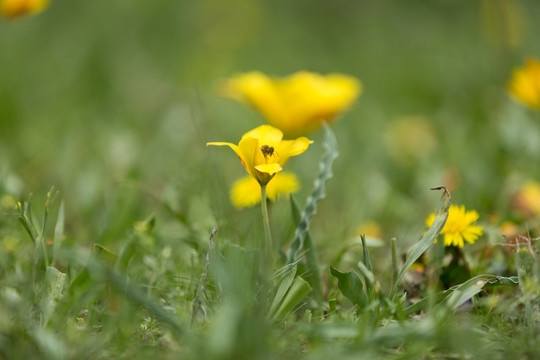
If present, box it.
[0,194,17,210]
[500,220,521,243]
[0,0,48,18]
[426,205,483,248]
[384,116,437,166]
[231,172,299,208]
[207,124,312,185]
[480,0,525,51]
[356,220,382,240]
[221,71,361,136]
[508,57,540,110]
[512,181,540,218]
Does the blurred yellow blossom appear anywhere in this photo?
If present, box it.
[221,71,361,136]
[500,221,520,238]
[512,181,540,217]
[384,116,437,165]
[426,205,483,248]
[230,172,299,208]
[0,194,17,210]
[1,235,19,253]
[508,57,540,110]
[500,220,522,244]
[356,220,382,240]
[207,124,312,185]
[480,0,525,51]
[0,0,48,18]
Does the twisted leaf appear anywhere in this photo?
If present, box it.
[390,187,451,300]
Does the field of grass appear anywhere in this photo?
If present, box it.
[2,0,540,359]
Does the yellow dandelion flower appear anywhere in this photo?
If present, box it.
[207,124,312,185]
[508,57,540,110]
[512,181,540,218]
[231,172,299,208]
[0,0,48,18]
[425,205,483,248]
[221,71,361,136]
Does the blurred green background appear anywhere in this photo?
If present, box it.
[1,0,540,264]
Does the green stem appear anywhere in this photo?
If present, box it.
[260,184,274,269]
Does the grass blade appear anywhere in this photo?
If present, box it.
[52,202,65,265]
[360,234,372,272]
[268,265,297,318]
[390,187,451,300]
[271,275,312,320]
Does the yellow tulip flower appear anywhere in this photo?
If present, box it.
[207,125,313,186]
[0,0,48,18]
[508,57,540,110]
[221,71,361,136]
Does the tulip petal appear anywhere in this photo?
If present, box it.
[276,137,313,166]
[241,125,283,148]
[221,72,287,128]
[255,163,282,175]
[222,71,361,136]
[206,141,241,153]
[237,137,261,175]
[207,141,252,175]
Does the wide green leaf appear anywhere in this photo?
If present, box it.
[330,266,368,308]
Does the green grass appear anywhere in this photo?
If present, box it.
[2,0,540,358]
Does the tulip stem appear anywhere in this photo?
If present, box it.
[260,184,274,267]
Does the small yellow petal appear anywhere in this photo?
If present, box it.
[254,163,282,175]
